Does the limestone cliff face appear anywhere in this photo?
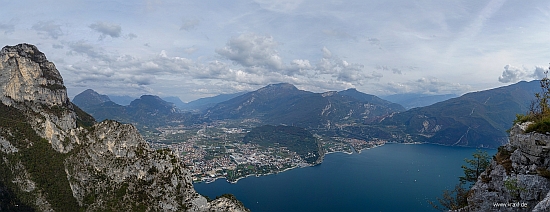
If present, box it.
[466,122,550,212]
[0,43,68,107]
[0,44,248,211]
[0,44,77,153]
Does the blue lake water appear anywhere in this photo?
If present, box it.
[194,143,498,212]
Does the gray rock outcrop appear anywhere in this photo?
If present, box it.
[0,43,249,211]
[465,122,550,211]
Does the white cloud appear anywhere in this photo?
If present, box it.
[183,46,199,55]
[383,77,471,94]
[125,33,137,39]
[5,0,550,101]
[180,19,200,31]
[498,65,546,83]
[216,33,284,72]
[89,21,122,40]
[532,66,548,80]
[322,47,332,59]
[67,41,111,61]
[32,21,63,39]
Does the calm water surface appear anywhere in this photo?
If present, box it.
[194,143,497,212]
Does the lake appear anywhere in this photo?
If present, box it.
[194,143,498,212]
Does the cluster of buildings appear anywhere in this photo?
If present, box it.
[147,125,388,183]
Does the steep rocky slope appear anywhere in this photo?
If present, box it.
[380,81,540,148]
[0,43,248,211]
[465,122,550,211]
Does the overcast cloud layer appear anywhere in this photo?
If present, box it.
[2,0,550,101]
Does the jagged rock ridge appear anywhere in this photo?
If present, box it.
[465,122,550,211]
[0,43,248,211]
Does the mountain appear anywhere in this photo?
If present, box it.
[128,95,179,115]
[72,89,111,109]
[108,95,136,106]
[243,125,323,164]
[74,91,202,129]
[205,83,405,128]
[0,43,248,211]
[338,88,405,111]
[381,93,458,109]
[180,92,247,111]
[162,96,187,109]
[379,81,541,148]
[72,89,128,122]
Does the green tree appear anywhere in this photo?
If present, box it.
[514,64,550,133]
[459,150,490,184]
[429,182,469,211]
[430,150,490,211]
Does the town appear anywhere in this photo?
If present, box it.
[145,122,387,183]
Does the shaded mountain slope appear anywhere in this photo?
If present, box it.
[381,93,458,109]
[205,83,405,128]
[180,92,247,111]
[74,90,203,129]
[380,81,540,148]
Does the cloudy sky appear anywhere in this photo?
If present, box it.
[2,0,550,102]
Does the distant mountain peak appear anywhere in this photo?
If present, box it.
[138,94,163,101]
[132,95,173,106]
[73,89,111,109]
[129,94,179,114]
[259,83,298,91]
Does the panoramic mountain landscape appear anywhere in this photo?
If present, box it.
[5,0,550,211]
[73,80,541,149]
[0,44,248,211]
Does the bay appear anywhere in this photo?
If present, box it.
[194,143,498,212]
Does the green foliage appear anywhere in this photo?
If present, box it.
[38,103,68,117]
[459,150,491,184]
[379,80,541,148]
[73,103,96,128]
[504,178,526,199]
[0,103,81,211]
[431,150,490,211]
[526,115,550,133]
[513,65,550,133]
[40,83,66,90]
[243,125,321,164]
[494,146,514,174]
[428,182,470,211]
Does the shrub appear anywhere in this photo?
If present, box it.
[514,65,550,133]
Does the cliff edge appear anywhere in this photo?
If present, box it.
[0,43,248,211]
[465,122,550,211]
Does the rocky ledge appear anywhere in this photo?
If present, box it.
[465,122,550,211]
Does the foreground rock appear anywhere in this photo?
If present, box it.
[465,122,550,211]
[0,43,248,211]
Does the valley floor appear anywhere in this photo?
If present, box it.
[146,122,387,183]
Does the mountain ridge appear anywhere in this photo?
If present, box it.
[379,80,540,148]
[204,83,405,128]
[0,43,248,211]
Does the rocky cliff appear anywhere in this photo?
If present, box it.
[0,43,248,211]
[465,122,550,211]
